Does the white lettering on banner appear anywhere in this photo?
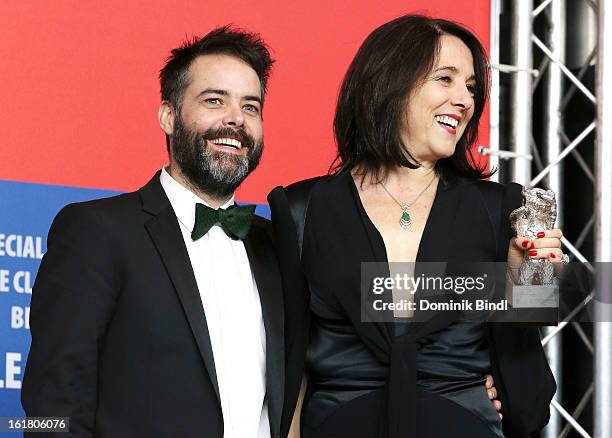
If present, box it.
[0,234,45,259]
[11,306,30,330]
[0,270,9,292]
[12,271,33,294]
[0,270,36,294]
[0,353,23,389]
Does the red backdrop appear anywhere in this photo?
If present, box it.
[0,0,490,203]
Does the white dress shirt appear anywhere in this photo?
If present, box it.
[160,167,270,438]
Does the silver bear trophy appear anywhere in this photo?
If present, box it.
[510,187,557,285]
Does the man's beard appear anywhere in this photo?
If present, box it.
[171,116,263,199]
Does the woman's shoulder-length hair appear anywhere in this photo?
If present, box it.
[331,14,494,183]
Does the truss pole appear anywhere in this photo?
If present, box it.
[542,1,566,436]
[594,0,612,435]
[510,0,534,185]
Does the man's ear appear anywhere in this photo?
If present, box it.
[158,101,175,135]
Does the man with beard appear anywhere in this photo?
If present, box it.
[22,27,289,438]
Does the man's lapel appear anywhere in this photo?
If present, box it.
[244,217,285,438]
[139,173,221,404]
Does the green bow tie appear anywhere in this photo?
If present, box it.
[191,203,256,241]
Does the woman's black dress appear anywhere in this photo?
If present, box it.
[268,172,556,438]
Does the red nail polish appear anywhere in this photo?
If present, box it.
[521,240,530,248]
[529,249,537,256]
[537,232,545,238]
[549,253,556,259]
[529,241,535,249]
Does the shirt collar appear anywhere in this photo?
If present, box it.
[159,166,235,232]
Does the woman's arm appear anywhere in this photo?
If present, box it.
[287,375,307,438]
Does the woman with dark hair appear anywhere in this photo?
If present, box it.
[270,14,562,438]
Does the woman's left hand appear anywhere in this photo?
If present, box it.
[508,228,566,275]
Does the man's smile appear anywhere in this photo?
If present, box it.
[207,136,248,155]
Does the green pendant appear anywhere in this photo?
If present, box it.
[399,207,412,229]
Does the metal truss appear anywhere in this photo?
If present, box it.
[489,0,610,436]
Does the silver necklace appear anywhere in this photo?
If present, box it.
[380,174,437,230]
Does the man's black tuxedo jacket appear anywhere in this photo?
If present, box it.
[22,173,285,438]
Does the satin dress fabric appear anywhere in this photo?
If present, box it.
[302,174,502,437]
[267,172,556,438]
